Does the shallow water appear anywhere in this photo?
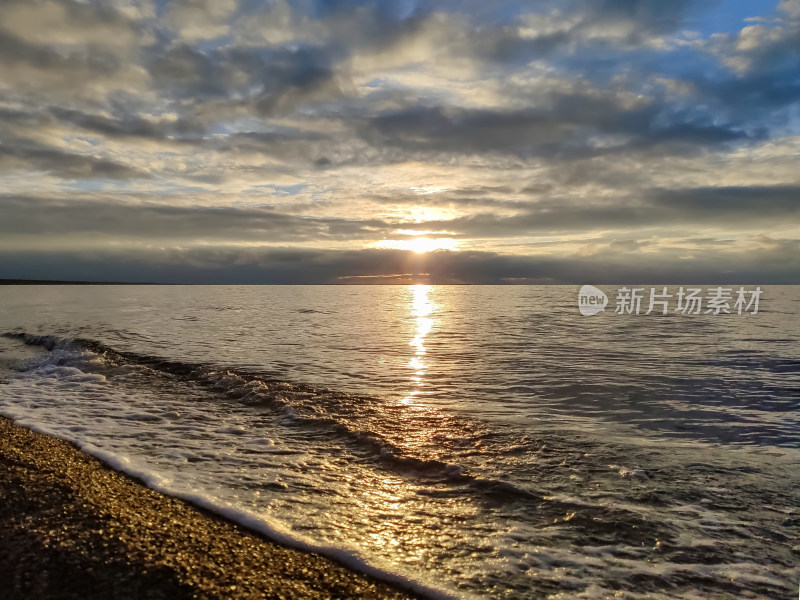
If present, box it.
[0,285,798,598]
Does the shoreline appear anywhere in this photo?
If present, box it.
[0,416,421,600]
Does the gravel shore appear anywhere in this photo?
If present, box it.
[0,416,418,599]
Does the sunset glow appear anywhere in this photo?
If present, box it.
[0,0,797,285]
[376,238,458,254]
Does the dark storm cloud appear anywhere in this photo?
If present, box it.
[693,28,800,119]
[702,71,800,117]
[0,28,121,77]
[48,107,205,141]
[357,99,752,160]
[147,42,346,116]
[0,196,390,241]
[218,129,333,161]
[0,105,328,161]
[654,186,800,216]
[584,0,696,31]
[0,140,148,180]
[1,242,797,284]
[418,186,800,237]
[408,186,800,237]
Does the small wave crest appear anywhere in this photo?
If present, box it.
[1,412,458,600]
[3,332,548,507]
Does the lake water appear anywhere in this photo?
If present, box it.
[0,285,798,598]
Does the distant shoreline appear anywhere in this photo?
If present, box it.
[0,279,151,285]
[1,279,793,286]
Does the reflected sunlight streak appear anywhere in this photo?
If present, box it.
[403,285,434,405]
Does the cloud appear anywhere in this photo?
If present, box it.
[1,241,797,284]
[0,0,142,47]
[398,186,800,238]
[357,98,752,159]
[164,0,238,41]
[0,0,798,282]
[779,0,800,18]
[48,107,204,141]
[0,140,149,180]
[2,183,798,254]
[0,195,388,242]
[146,42,348,118]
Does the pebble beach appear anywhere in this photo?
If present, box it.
[0,416,417,600]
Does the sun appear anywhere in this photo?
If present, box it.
[406,237,457,253]
[376,237,458,253]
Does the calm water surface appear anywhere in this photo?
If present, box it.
[0,285,798,598]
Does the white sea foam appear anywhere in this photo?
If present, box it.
[0,346,463,599]
[3,408,462,600]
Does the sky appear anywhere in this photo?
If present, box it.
[0,0,799,283]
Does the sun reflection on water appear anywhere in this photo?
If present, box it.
[403,284,434,405]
